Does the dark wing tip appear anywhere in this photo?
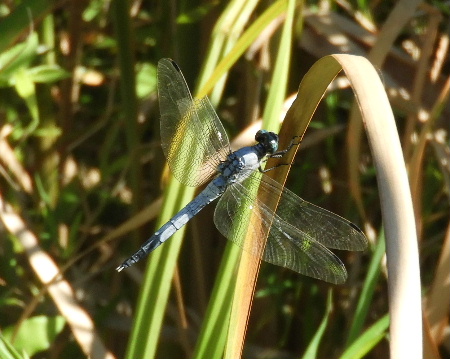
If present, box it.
[348,221,368,251]
[168,58,181,72]
[349,221,363,233]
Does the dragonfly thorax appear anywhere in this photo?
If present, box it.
[216,131,278,186]
[218,146,263,185]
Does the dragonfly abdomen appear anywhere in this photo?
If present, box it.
[116,181,224,271]
[159,182,224,242]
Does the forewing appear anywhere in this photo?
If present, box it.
[213,174,349,284]
[257,174,368,251]
[157,58,231,187]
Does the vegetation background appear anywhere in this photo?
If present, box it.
[0,0,448,358]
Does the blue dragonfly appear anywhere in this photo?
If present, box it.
[116,58,367,284]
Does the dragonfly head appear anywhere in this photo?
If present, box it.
[255,130,279,154]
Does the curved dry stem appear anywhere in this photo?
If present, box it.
[347,0,422,221]
[227,54,422,359]
[335,54,422,359]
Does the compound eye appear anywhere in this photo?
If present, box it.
[268,138,278,154]
[265,132,279,153]
[255,129,267,141]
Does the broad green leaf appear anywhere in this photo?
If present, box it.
[28,65,70,83]
[82,0,104,21]
[0,333,29,359]
[33,126,62,137]
[13,68,34,98]
[3,316,65,357]
[0,32,38,80]
[136,62,157,98]
[13,67,39,134]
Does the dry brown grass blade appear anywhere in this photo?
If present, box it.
[409,75,450,241]
[0,125,33,193]
[225,54,421,359]
[224,56,343,359]
[0,194,116,359]
[402,5,442,159]
[423,315,442,359]
[335,54,422,359]
[347,0,422,220]
[424,224,450,347]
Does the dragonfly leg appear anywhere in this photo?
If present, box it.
[259,136,301,173]
[259,162,291,173]
[270,135,301,159]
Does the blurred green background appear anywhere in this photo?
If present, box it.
[0,0,448,358]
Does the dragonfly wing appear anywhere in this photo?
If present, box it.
[213,174,349,284]
[264,216,347,284]
[157,58,231,187]
[213,175,268,259]
[257,174,368,251]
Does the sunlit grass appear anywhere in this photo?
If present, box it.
[0,1,448,359]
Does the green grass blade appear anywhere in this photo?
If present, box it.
[111,0,141,213]
[125,179,194,359]
[262,0,298,131]
[192,244,241,359]
[301,290,333,359]
[339,314,390,359]
[197,0,259,106]
[124,0,299,357]
[224,0,297,357]
[346,230,385,345]
[197,0,289,99]
[193,1,294,357]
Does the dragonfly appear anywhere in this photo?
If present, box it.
[116,58,367,284]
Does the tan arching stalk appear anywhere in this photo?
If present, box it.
[226,54,421,359]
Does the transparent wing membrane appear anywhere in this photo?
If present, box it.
[118,58,369,283]
[256,175,367,251]
[157,59,231,187]
[214,172,366,284]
